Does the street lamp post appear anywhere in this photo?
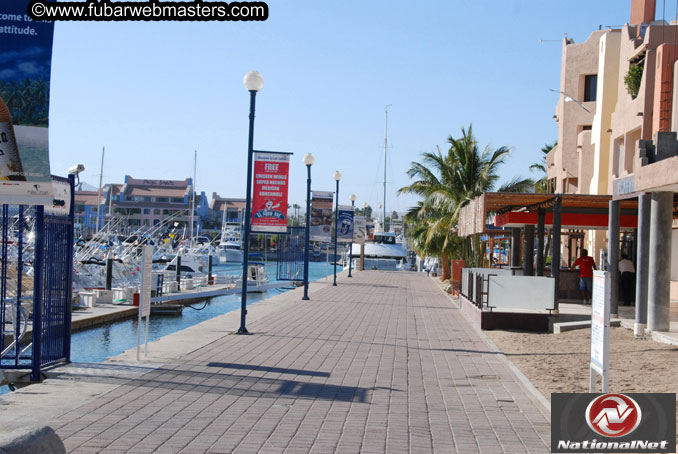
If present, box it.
[238,70,264,335]
[332,171,341,286]
[348,194,356,277]
[360,201,368,271]
[302,153,315,300]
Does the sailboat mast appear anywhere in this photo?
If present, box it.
[190,150,197,244]
[107,177,113,235]
[383,105,390,231]
[96,146,105,233]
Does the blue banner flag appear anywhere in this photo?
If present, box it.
[0,1,55,204]
[337,205,354,243]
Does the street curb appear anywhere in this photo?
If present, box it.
[431,276,552,419]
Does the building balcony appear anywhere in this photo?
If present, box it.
[631,131,678,192]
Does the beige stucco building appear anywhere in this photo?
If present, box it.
[549,0,678,331]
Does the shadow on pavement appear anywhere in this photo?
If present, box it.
[206,362,330,377]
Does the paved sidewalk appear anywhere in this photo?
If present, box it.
[49,271,549,453]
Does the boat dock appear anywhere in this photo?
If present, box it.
[72,281,302,331]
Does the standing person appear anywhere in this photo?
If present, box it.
[619,254,636,306]
[572,249,596,304]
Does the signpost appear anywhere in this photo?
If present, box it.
[354,215,366,271]
[590,270,611,392]
[137,245,152,360]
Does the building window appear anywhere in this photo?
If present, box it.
[171,197,184,203]
[584,75,597,102]
[582,125,592,131]
[156,197,169,203]
[154,209,160,215]
[143,208,150,214]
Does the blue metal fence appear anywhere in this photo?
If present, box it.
[277,226,305,281]
[0,175,74,381]
[33,176,75,377]
[0,205,32,370]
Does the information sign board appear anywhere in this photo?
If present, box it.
[590,270,610,392]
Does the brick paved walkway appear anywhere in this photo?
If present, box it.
[52,271,550,453]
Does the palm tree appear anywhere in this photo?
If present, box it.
[292,204,301,225]
[399,124,533,280]
[530,141,556,193]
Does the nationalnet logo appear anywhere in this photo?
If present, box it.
[585,394,641,438]
[551,393,675,453]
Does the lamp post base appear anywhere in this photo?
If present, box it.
[302,296,310,301]
[236,327,251,335]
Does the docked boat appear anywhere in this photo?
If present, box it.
[161,254,206,275]
[241,263,269,293]
[350,231,411,271]
[216,225,244,264]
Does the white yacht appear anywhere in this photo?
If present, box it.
[350,231,410,271]
[161,254,206,275]
[217,225,244,263]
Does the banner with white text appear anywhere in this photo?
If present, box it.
[251,152,290,233]
[0,1,54,204]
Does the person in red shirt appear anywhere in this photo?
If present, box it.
[572,249,596,304]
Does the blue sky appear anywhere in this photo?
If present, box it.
[47,0,651,216]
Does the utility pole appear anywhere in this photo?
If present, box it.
[383,104,391,231]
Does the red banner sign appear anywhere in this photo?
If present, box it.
[251,151,290,233]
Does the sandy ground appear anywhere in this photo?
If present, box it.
[431,277,678,398]
[486,327,678,398]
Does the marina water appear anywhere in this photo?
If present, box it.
[70,261,334,363]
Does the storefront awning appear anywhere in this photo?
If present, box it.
[494,211,638,230]
[458,193,638,237]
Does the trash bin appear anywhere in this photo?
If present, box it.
[133,293,140,307]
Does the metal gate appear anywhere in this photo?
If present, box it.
[1,175,74,381]
[277,226,305,281]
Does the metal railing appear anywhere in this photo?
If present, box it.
[460,268,494,309]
